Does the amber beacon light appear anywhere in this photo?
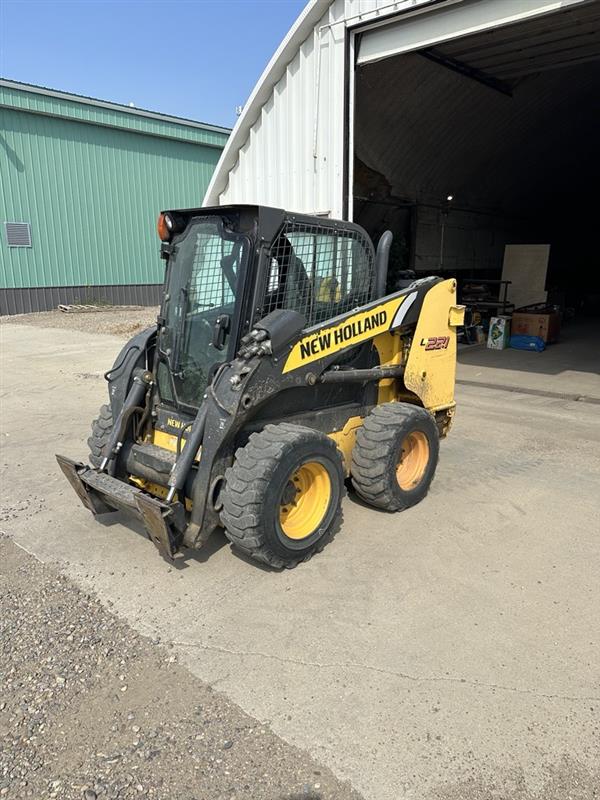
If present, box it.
[157,212,175,242]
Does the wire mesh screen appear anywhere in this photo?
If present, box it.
[260,221,375,326]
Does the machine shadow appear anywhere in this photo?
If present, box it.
[94,511,229,569]
[344,480,391,514]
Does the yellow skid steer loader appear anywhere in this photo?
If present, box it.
[57,206,464,567]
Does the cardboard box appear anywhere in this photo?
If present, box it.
[511,310,560,343]
[487,316,511,350]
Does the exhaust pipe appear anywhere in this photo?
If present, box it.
[375,230,393,299]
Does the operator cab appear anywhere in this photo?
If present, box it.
[155,205,378,413]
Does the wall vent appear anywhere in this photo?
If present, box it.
[5,222,32,248]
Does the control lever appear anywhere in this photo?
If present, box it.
[212,314,230,350]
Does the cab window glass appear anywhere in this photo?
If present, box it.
[261,223,375,326]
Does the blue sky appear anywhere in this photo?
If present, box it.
[0,0,306,128]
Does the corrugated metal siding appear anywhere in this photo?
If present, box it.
[0,83,229,149]
[0,284,162,316]
[205,0,436,217]
[1,106,224,291]
[224,1,346,215]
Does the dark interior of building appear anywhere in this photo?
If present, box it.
[353,2,600,369]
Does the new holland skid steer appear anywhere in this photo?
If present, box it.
[57,205,464,568]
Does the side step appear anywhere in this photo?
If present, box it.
[129,442,176,475]
[56,455,184,561]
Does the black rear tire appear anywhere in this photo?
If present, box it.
[87,404,113,468]
[351,402,439,511]
[220,423,344,568]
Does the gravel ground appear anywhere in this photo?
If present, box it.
[0,307,159,338]
[0,536,363,800]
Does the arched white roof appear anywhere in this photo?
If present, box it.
[203,0,418,216]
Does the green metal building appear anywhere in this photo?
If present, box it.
[0,79,230,314]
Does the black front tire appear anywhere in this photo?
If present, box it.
[87,403,113,467]
[351,402,439,511]
[220,423,344,569]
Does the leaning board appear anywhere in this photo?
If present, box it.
[501,244,550,310]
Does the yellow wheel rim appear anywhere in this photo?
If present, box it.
[279,461,331,540]
[396,431,430,490]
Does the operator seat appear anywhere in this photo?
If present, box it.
[264,234,313,320]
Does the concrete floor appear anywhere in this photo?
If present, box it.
[1,324,599,799]
[458,318,600,400]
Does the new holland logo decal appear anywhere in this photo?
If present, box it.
[283,295,407,373]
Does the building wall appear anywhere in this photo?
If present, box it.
[413,205,527,275]
[1,86,228,313]
[204,0,436,216]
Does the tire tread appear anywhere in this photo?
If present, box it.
[351,402,439,511]
[221,423,343,569]
[88,404,113,467]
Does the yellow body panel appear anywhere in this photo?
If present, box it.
[373,330,404,404]
[129,475,169,499]
[152,428,201,462]
[404,279,464,411]
[128,475,193,511]
[328,415,364,474]
[283,295,408,373]
[152,428,179,452]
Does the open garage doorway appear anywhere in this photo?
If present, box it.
[352,0,600,397]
